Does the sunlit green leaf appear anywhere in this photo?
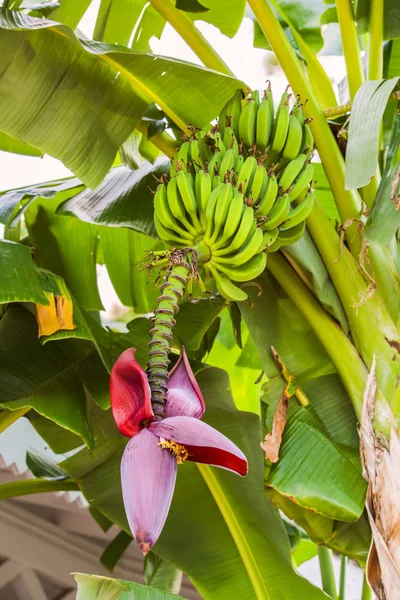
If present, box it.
[144,553,183,595]
[74,573,186,600]
[0,240,48,305]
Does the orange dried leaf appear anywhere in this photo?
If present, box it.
[35,291,75,337]
[260,388,289,463]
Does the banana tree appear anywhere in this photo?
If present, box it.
[0,0,399,599]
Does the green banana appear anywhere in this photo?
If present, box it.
[208,263,248,302]
[271,99,290,154]
[213,205,255,255]
[238,98,257,148]
[249,164,268,206]
[219,148,237,180]
[204,183,225,239]
[175,170,202,231]
[282,114,303,161]
[197,131,213,164]
[166,175,198,236]
[208,183,234,244]
[223,126,239,154]
[269,221,306,251]
[154,213,194,248]
[216,251,267,282]
[291,99,304,126]
[261,228,280,249]
[207,151,222,178]
[282,191,314,230]
[237,156,257,196]
[256,91,273,151]
[214,193,245,248]
[195,169,212,222]
[212,132,227,156]
[214,226,263,266]
[190,139,204,171]
[288,162,314,201]
[234,153,244,172]
[154,184,192,239]
[176,141,191,171]
[263,193,291,230]
[278,153,308,192]
[256,174,278,217]
[301,122,314,155]
[219,89,243,140]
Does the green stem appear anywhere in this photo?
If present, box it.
[339,555,346,600]
[323,92,400,119]
[248,0,363,236]
[368,0,384,80]
[136,120,179,159]
[305,202,400,410]
[0,407,30,433]
[335,0,364,100]
[147,250,193,418]
[361,574,372,600]
[318,546,337,599]
[148,0,233,76]
[0,478,78,500]
[267,252,368,418]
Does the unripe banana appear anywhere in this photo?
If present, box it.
[291,100,305,126]
[278,153,308,192]
[271,100,290,154]
[213,132,227,156]
[269,221,306,251]
[214,193,245,248]
[216,251,267,282]
[214,226,263,267]
[219,89,243,140]
[208,183,234,244]
[175,170,202,231]
[176,141,191,171]
[207,151,222,178]
[288,162,314,201]
[208,263,248,302]
[167,175,198,236]
[238,98,257,148]
[154,184,192,239]
[283,191,314,229]
[256,92,273,151]
[256,174,278,217]
[282,114,303,161]
[213,205,255,256]
[204,183,224,239]
[249,164,268,206]
[154,213,194,248]
[263,193,291,230]
[197,131,213,164]
[234,153,245,172]
[261,228,280,249]
[237,156,257,196]
[219,148,237,180]
[190,139,204,171]
[301,122,314,155]
[195,169,212,222]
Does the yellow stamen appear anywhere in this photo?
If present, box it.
[158,439,189,464]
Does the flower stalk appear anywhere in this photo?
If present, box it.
[147,249,194,419]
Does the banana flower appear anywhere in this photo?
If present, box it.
[110,348,248,554]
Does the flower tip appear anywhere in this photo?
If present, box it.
[139,541,152,556]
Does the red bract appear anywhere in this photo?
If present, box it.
[110,348,248,554]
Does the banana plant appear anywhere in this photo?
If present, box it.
[0,1,399,599]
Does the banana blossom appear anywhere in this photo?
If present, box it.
[110,348,248,554]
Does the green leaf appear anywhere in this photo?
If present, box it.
[57,162,168,237]
[187,0,246,38]
[93,0,143,46]
[25,197,103,311]
[48,0,93,28]
[63,367,326,600]
[0,131,42,156]
[282,230,349,332]
[292,539,318,567]
[26,449,69,479]
[388,38,400,78]
[144,553,183,595]
[27,411,83,454]
[99,227,163,313]
[312,162,341,223]
[173,296,227,351]
[0,9,244,186]
[0,304,94,447]
[267,403,366,521]
[100,530,133,572]
[176,0,209,13]
[0,240,48,305]
[345,78,399,190]
[74,573,186,600]
[365,112,400,245]
[356,0,400,40]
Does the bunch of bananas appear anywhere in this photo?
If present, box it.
[154,85,315,302]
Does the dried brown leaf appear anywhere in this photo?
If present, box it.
[360,356,400,599]
[261,387,289,463]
